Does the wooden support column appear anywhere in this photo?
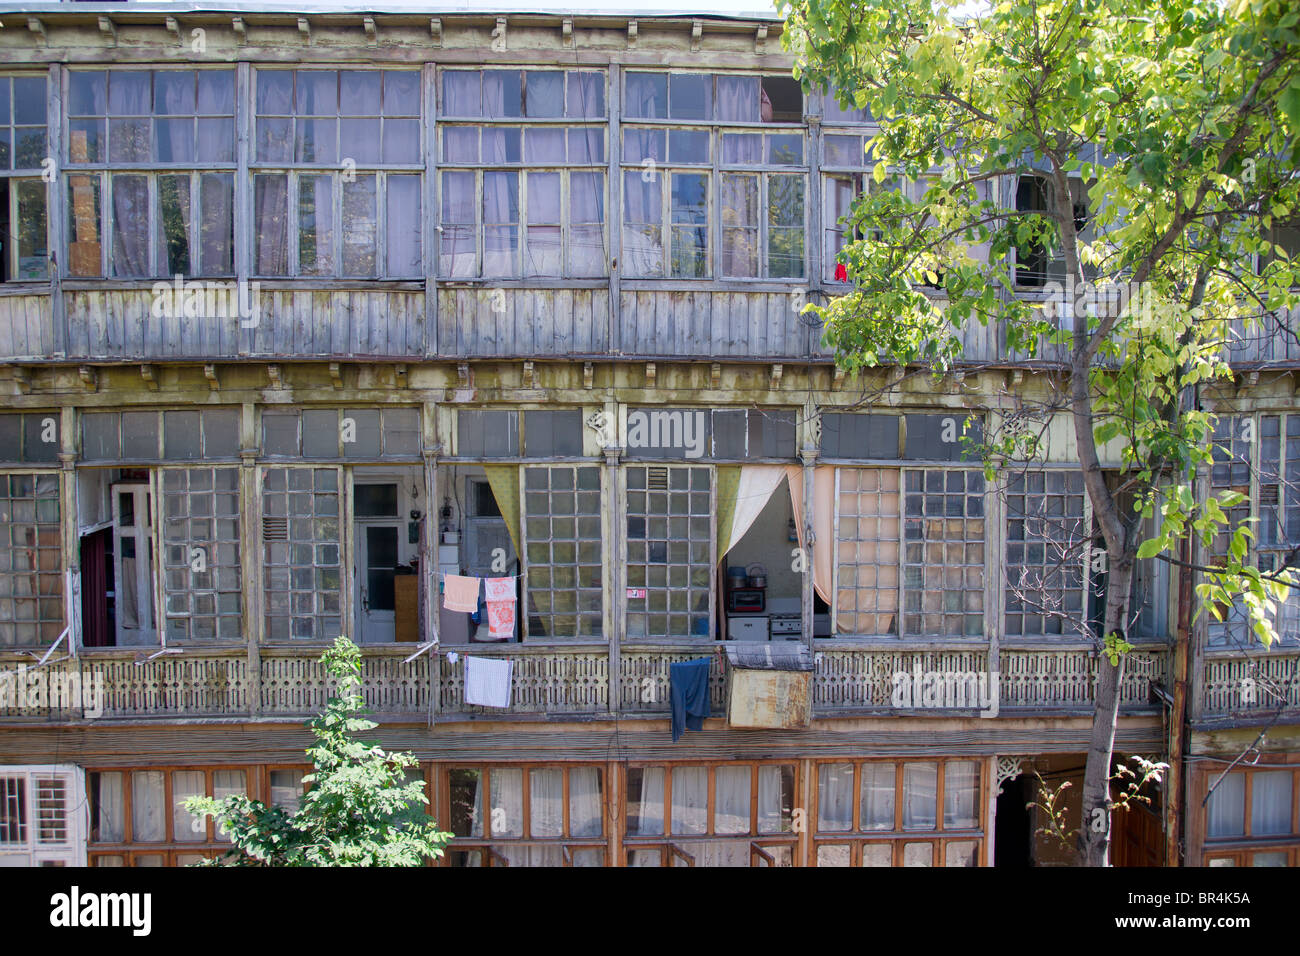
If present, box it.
[603,399,622,715]
[423,61,438,358]
[48,64,66,359]
[424,434,441,723]
[801,401,817,655]
[240,402,262,716]
[60,406,79,654]
[235,63,252,356]
[607,65,622,355]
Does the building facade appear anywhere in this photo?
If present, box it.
[0,3,1296,867]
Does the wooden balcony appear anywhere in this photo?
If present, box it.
[4,286,1297,367]
[0,643,1176,723]
[1195,647,1300,720]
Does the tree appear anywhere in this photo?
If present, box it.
[779,0,1300,864]
[185,637,451,866]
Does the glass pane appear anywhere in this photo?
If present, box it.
[269,770,304,812]
[131,771,165,843]
[298,174,335,276]
[489,769,523,838]
[342,176,377,277]
[1207,773,1246,838]
[67,175,103,276]
[1250,771,1292,836]
[199,173,235,276]
[816,843,851,867]
[525,71,564,117]
[626,767,664,836]
[860,763,895,830]
[903,842,934,867]
[817,763,853,832]
[569,767,603,838]
[171,770,206,843]
[157,175,192,276]
[110,175,149,277]
[529,768,564,837]
[943,761,979,829]
[386,175,422,278]
[861,843,892,867]
[757,765,794,834]
[448,769,483,837]
[625,73,667,119]
[715,766,751,835]
[902,762,937,830]
[254,174,289,275]
[669,74,711,120]
[670,766,707,835]
[15,180,49,280]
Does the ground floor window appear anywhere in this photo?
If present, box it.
[1200,763,1300,865]
[812,758,986,866]
[441,764,606,867]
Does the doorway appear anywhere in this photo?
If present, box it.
[112,482,156,646]
[994,774,1033,867]
[352,470,423,644]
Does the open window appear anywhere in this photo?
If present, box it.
[1014,174,1092,289]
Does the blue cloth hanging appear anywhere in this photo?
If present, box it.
[670,657,712,742]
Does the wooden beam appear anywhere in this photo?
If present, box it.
[394,363,408,389]
[27,17,45,42]
[328,362,343,389]
[231,16,246,41]
[644,361,656,388]
[97,16,116,44]
[266,364,282,389]
[755,24,768,54]
[583,361,594,389]
[298,17,311,42]
[429,18,442,47]
[204,364,220,391]
[691,20,703,51]
[363,16,377,42]
[140,365,159,391]
[12,367,30,394]
[522,359,535,389]
[770,363,784,390]
[627,20,638,47]
[562,17,574,47]
[711,362,721,389]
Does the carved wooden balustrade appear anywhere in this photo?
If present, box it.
[1197,648,1300,719]
[0,643,1196,721]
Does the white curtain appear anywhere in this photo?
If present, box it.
[716,75,760,122]
[757,765,788,834]
[568,767,602,838]
[818,763,854,831]
[631,767,664,836]
[525,171,563,277]
[1251,771,1292,835]
[95,773,125,843]
[714,766,751,835]
[483,171,519,277]
[172,770,205,843]
[569,171,606,278]
[943,761,979,829]
[491,768,523,838]
[671,766,708,835]
[679,839,750,867]
[903,762,938,830]
[721,466,786,558]
[529,768,564,838]
[443,71,480,116]
[131,771,165,843]
[787,465,835,604]
[440,170,476,278]
[624,73,665,119]
[253,174,289,275]
[1207,772,1245,837]
[500,844,562,867]
[622,171,663,276]
[860,763,895,830]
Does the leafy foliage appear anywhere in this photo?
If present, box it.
[185,637,451,866]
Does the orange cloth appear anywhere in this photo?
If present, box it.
[443,574,480,613]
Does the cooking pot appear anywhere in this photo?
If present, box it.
[746,563,767,588]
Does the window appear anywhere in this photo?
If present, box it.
[1204,765,1299,853]
[0,75,49,281]
[813,759,983,867]
[523,466,602,640]
[0,766,83,866]
[625,465,712,640]
[80,408,240,462]
[161,467,241,643]
[261,467,341,641]
[1014,174,1092,289]
[624,762,796,867]
[66,69,236,277]
[253,69,421,277]
[834,469,900,637]
[456,410,520,458]
[439,70,607,279]
[0,413,59,463]
[0,473,63,647]
[444,764,605,867]
[1005,471,1088,638]
[621,72,807,279]
[260,407,420,459]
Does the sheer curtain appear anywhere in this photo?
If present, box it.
[818,763,853,831]
[757,765,789,834]
[1250,771,1292,835]
[529,768,564,838]
[172,770,205,843]
[200,173,234,275]
[253,174,289,275]
[95,773,125,843]
[902,762,937,830]
[622,171,662,276]
[131,771,165,842]
[714,766,751,835]
[943,761,979,829]
[716,76,760,123]
[111,175,149,276]
[568,171,606,278]
[671,766,708,835]
[483,171,519,277]
[440,170,476,278]
[1207,773,1245,837]
[631,767,665,836]
[860,763,895,830]
[568,767,602,837]
[624,73,665,119]
[491,768,523,838]
[443,72,480,117]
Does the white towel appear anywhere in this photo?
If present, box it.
[464,656,513,708]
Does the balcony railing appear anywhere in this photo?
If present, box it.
[0,643,1186,722]
[1196,648,1300,719]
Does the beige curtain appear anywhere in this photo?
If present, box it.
[482,465,521,558]
[718,465,788,559]
[786,465,835,604]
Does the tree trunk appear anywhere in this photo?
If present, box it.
[1076,552,1132,866]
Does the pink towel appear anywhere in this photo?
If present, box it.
[486,600,517,640]
[484,576,516,603]
[443,574,480,613]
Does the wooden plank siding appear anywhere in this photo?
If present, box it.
[0,294,57,361]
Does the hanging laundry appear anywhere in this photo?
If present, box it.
[484,576,517,641]
[670,657,713,742]
[443,573,481,613]
[834,262,848,282]
[465,655,513,708]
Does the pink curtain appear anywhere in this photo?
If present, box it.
[786,465,834,604]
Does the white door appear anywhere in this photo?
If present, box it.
[112,483,156,646]
[356,522,401,643]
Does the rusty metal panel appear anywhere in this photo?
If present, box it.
[727,669,811,729]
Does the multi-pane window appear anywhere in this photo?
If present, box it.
[261,407,420,459]
[261,467,341,642]
[80,408,240,463]
[835,469,900,636]
[0,473,62,647]
[814,759,982,867]
[621,72,806,279]
[66,69,236,277]
[523,465,602,640]
[1203,765,1299,867]
[439,69,607,279]
[821,129,874,283]
[445,765,605,867]
[253,69,421,277]
[0,75,49,281]
[1209,413,1300,646]
[625,465,712,640]
[161,467,241,643]
[1004,471,1087,638]
[0,413,59,464]
[903,470,985,637]
[624,762,797,867]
